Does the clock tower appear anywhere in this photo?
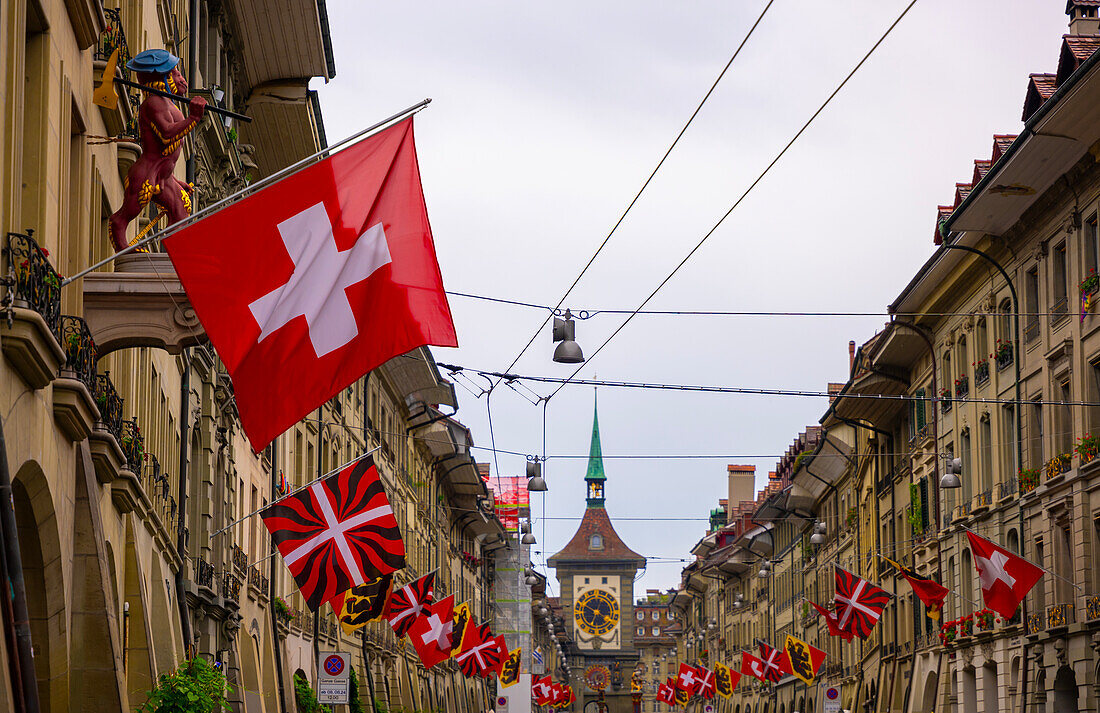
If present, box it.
[548,396,645,713]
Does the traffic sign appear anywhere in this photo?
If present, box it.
[822,686,841,713]
[318,651,351,705]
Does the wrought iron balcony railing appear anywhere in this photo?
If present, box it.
[4,231,61,336]
[59,315,97,392]
[221,571,242,602]
[1024,319,1040,344]
[232,544,248,574]
[119,418,145,473]
[194,558,215,589]
[94,372,124,440]
[996,344,1014,371]
[95,8,141,137]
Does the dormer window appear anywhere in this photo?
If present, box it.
[589,534,604,550]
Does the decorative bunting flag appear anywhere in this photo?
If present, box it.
[488,634,509,679]
[333,574,392,635]
[499,647,522,687]
[809,599,854,641]
[695,666,716,699]
[783,634,827,684]
[966,530,1044,619]
[675,662,702,694]
[386,572,435,637]
[532,675,553,705]
[741,651,767,681]
[834,566,892,639]
[882,556,948,619]
[260,456,405,610]
[657,680,677,705]
[407,595,454,668]
[455,621,501,677]
[713,661,739,699]
[451,601,472,657]
[757,641,791,683]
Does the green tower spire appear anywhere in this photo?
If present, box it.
[585,392,606,508]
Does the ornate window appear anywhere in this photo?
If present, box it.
[589,534,604,550]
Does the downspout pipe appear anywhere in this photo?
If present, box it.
[175,350,194,653]
[0,420,40,713]
[268,446,287,713]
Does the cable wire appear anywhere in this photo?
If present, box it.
[546,0,920,401]
[496,0,778,380]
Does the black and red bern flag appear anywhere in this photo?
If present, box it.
[259,456,404,611]
[164,117,458,449]
[386,572,436,638]
[834,566,892,639]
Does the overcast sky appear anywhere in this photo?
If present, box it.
[315,0,1070,596]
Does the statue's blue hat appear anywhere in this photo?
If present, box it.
[126,49,180,75]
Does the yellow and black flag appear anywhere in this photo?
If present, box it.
[451,602,473,657]
[882,556,948,619]
[783,634,826,684]
[713,661,738,699]
[674,684,690,708]
[335,574,393,635]
[499,647,522,687]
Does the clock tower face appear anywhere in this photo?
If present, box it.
[575,589,620,636]
[573,575,622,650]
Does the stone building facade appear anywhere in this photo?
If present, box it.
[0,1,503,712]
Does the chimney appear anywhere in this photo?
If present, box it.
[848,340,857,372]
[1068,1,1100,36]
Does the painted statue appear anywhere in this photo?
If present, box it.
[108,49,207,252]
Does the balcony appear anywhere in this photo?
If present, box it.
[1027,613,1044,635]
[995,343,1014,371]
[232,544,248,574]
[1024,319,1039,345]
[1085,595,1100,622]
[951,502,971,524]
[1044,453,1072,484]
[1046,602,1073,631]
[221,572,242,605]
[2,231,64,388]
[1051,295,1069,327]
[119,418,145,473]
[974,360,990,387]
[1019,469,1040,496]
[971,488,993,516]
[93,8,140,140]
[194,558,215,592]
[996,476,1018,503]
[89,372,125,484]
[954,375,969,402]
[52,315,99,440]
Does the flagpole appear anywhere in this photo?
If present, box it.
[60,98,432,287]
[210,446,380,538]
[961,526,1082,591]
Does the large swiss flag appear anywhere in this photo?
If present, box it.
[165,118,457,449]
[966,530,1043,618]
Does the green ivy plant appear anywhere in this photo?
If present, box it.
[294,672,332,713]
[138,657,230,713]
[349,669,364,713]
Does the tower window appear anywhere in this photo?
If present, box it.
[590,534,604,550]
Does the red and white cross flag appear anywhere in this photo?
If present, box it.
[164,117,458,450]
[741,651,767,681]
[386,571,436,638]
[966,530,1044,618]
[676,662,702,694]
[259,456,404,610]
[407,595,455,668]
[757,641,791,683]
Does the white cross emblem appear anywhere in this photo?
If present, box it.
[975,550,1017,591]
[679,669,698,689]
[420,613,452,649]
[835,579,879,629]
[389,583,430,627]
[281,482,392,585]
[249,202,393,357]
[762,650,782,678]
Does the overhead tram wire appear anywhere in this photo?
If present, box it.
[495,0,778,381]
[545,0,920,401]
[443,290,1092,320]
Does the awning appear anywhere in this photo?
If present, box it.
[873,324,928,372]
[690,532,718,558]
[743,524,774,558]
[792,433,853,500]
[226,0,333,89]
[441,455,486,497]
[382,348,457,409]
[827,370,908,428]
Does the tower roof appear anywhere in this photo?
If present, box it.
[585,395,606,483]
[547,506,646,568]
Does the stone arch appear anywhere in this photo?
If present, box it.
[13,460,65,713]
[1010,656,1021,712]
[915,670,938,713]
[1053,665,1078,713]
[779,703,785,713]
[797,696,804,713]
